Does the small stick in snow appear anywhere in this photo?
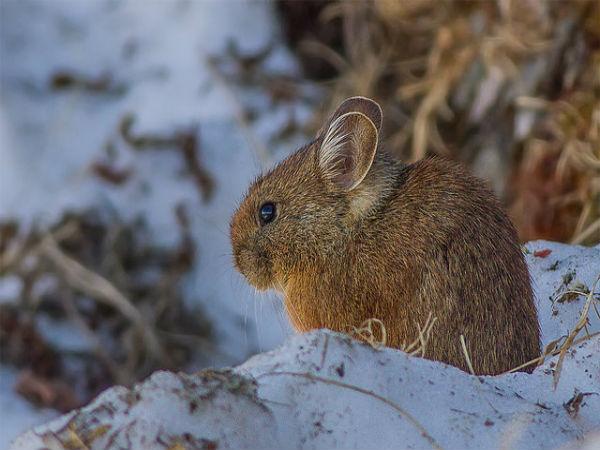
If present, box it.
[119,114,215,201]
[553,275,600,390]
[257,371,443,450]
[503,332,599,375]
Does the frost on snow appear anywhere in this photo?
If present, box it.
[10,241,600,450]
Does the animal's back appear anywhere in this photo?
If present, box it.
[370,156,540,374]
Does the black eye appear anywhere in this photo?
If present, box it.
[259,202,276,225]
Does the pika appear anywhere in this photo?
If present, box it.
[230,97,540,375]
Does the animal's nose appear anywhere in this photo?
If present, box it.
[232,244,251,275]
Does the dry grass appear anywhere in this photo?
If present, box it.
[39,232,166,364]
[552,276,600,389]
[459,334,476,376]
[502,275,600,379]
[402,312,437,358]
[0,212,212,407]
[282,0,600,245]
[351,318,387,349]
[350,313,436,356]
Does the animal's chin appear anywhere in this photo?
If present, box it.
[237,262,276,292]
[244,274,274,292]
[247,277,274,292]
[233,248,279,292]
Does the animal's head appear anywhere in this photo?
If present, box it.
[230,97,383,291]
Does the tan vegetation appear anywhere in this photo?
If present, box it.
[280,0,600,245]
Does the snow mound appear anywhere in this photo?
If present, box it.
[10,241,600,450]
[526,241,600,346]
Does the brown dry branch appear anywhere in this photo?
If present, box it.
[0,223,39,276]
[563,390,598,418]
[208,40,306,106]
[1,212,211,405]
[58,290,127,385]
[119,114,214,201]
[49,70,126,95]
[90,162,132,186]
[258,371,443,450]
[0,305,60,377]
[38,233,167,365]
[511,88,600,244]
[503,332,599,376]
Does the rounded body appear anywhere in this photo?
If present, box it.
[283,156,540,375]
[231,97,540,376]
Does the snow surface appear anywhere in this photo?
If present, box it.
[526,241,600,348]
[1,1,306,447]
[0,0,303,366]
[9,241,600,450]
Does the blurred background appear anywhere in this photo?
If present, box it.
[0,0,598,446]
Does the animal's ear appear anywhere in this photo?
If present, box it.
[316,96,382,138]
[318,111,378,191]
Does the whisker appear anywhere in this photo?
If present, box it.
[253,289,260,351]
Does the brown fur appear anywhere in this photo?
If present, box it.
[230,97,540,375]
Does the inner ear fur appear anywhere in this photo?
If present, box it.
[318,111,379,191]
[316,96,383,138]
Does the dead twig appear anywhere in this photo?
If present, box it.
[502,275,599,378]
[38,233,167,364]
[553,275,600,389]
[119,114,215,201]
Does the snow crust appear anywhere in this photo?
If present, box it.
[9,241,600,450]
